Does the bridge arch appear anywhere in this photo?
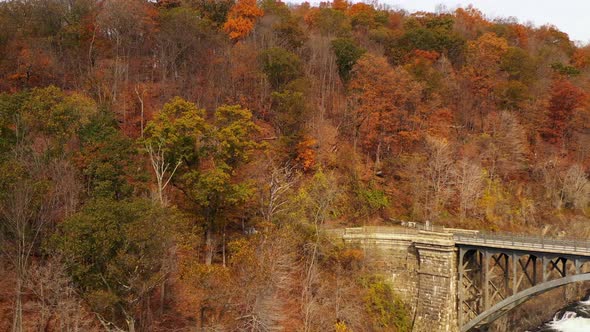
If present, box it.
[461,273,590,332]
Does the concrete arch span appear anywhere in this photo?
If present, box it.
[462,273,590,332]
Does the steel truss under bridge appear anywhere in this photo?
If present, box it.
[457,241,590,332]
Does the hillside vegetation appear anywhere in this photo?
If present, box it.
[0,0,589,331]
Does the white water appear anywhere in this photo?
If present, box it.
[546,317,590,332]
[534,297,590,332]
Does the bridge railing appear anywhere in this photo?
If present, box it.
[342,225,421,237]
[339,222,590,254]
[388,221,590,254]
[453,231,590,253]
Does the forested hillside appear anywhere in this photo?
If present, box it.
[0,0,589,331]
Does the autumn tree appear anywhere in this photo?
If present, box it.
[258,161,298,223]
[560,164,590,210]
[95,0,156,102]
[157,6,216,82]
[348,54,424,164]
[304,7,351,37]
[538,161,590,211]
[186,0,234,26]
[76,112,146,200]
[480,111,528,181]
[274,17,308,50]
[0,86,96,332]
[455,160,484,222]
[296,170,340,330]
[223,0,264,41]
[388,13,465,65]
[423,136,454,220]
[259,47,303,90]
[144,98,260,264]
[541,78,586,147]
[0,158,49,332]
[331,38,365,83]
[332,0,348,11]
[25,257,97,331]
[261,0,308,51]
[143,97,207,205]
[270,79,310,157]
[460,32,509,130]
[347,3,384,30]
[51,199,182,332]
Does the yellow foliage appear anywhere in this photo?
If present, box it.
[335,321,349,332]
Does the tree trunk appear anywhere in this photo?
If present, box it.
[12,277,23,332]
[205,228,213,265]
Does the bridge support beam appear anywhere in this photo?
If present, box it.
[414,231,458,332]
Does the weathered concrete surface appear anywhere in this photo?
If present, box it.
[342,227,458,332]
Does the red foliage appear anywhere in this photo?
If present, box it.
[541,78,586,145]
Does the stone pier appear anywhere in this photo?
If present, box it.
[413,231,457,332]
[342,227,458,332]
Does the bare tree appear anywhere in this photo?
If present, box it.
[1,160,47,332]
[233,232,296,332]
[538,161,589,211]
[145,141,182,206]
[455,160,484,221]
[96,0,154,103]
[538,159,561,208]
[27,257,97,332]
[134,84,146,138]
[482,111,528,181]
[259,162,298,223]
[561,164,590,210]
[300,171,340,332]
[47,158,82,219]
[424,136,455,220]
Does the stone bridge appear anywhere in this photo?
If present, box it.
[338,225,590,332]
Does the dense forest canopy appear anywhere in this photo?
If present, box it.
[0,0,589,331]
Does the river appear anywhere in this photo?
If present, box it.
[531,296,590,332]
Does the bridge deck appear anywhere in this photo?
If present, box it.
[339,225,590,257]
[454,233,590,257]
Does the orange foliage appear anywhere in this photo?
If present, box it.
[296,136,318,171]
[387,11,404,30]
[347,3,373,17]
[511,24,529,48]
[303,7,319,27]
[332,0,348,11]
[461,33,510,126]
[410,49,440,65]
[346,2,377,28]
[466,32,509,65]
[349,54,424,160]
[223,0,264,41]
[229,42,266,112]
[427,108,454,138]
[6,41,56,90]
[572,48,590,69]
[454,5,490,39]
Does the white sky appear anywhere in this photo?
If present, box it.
[384,0,590,44]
